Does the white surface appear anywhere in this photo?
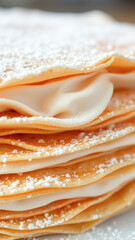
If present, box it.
[28,207,135,240]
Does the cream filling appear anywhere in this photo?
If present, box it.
[0,70,134,126]
[1,170,135,211]
[1,133,135,174]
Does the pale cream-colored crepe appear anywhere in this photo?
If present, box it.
[0,9,134,132]
[0,8,134,240]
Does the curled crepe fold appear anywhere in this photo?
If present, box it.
[0,88,134,133]
[0,71,134,128]
[0,8,134,132]
[0,8,134,240]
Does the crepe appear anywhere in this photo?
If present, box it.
[0,8,134,240]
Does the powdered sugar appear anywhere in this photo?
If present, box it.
[0,8,134,86]
[31,208,135,240]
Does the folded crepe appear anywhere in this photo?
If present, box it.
[0,8,134,240]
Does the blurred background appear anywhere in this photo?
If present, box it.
[0,0,135,23]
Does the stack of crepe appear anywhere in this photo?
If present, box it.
[0,8,134,240]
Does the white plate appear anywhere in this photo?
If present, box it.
[35,207,135,240]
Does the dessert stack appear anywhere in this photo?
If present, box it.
[0,8,134,239]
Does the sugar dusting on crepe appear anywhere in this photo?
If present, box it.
[0,8,134,240]
[0,9,134,87]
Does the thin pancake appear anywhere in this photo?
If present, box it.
[0,180,134,240]
[0,9,135,88]
[0,89,134,132]
[0,118,134,158]
[0,146,134,198]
